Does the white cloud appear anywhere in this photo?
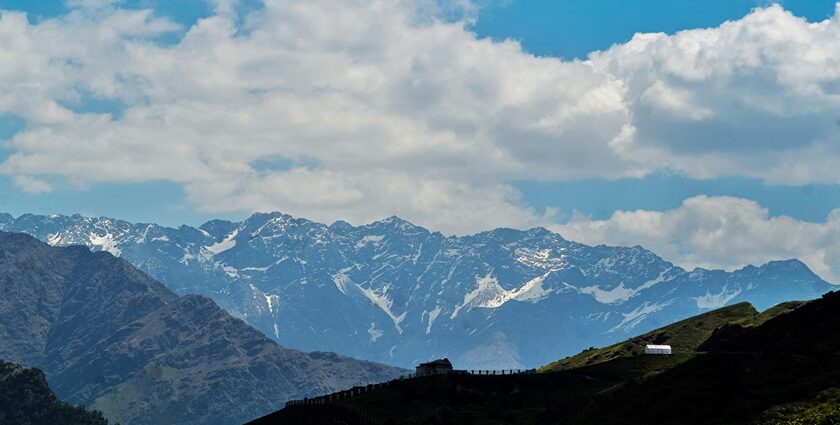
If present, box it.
[0,2,838,234]
[0,0,631,233]
[590,4,840,184]
[554,195,840,283]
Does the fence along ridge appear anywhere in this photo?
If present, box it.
[284,368,537,408]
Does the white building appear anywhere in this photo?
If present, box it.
[645,344,672,355]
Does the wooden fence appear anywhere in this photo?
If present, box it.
[284,368,537,408]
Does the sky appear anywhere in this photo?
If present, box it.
[0,0,839,281]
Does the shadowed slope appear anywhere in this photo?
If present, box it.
[0,232,405,425]
[0,360,108,425]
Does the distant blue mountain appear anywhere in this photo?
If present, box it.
[2,212,833,369]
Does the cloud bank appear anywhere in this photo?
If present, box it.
[0,0,839,278]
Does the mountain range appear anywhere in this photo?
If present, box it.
[1,212,833,369]
[0,231,403,425]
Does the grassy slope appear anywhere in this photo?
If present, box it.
[541,302,759,372]
[570,292,840,425]
[747,301,806,326]
[752,388,840,425]
[541,301,807,373]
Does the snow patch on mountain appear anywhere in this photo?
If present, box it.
[580,269,673,304]
[332,270,354,295]
[222,265,239,278]
[451,275,510,319]
[89,232,122,256]
[368,322,384,343]
[609,301,672,333]
[638,269,672,291]
[515,248,567,270]
[47,233,62,246]
[696,287,742,310]
[242,266,270,273]
[585,311,613,322]
[580,283,636,304]
[264,293,279,314]
[179,251,196,265]
[452,273,555,319]
[204,230,239,257]
[510,273,554,303]
[356,284,406,333]
[355,235,384,249]
[247,283,280,316]
[425,305,442,335]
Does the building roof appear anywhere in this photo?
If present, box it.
[645,345,672,350]
[418,358,452,368]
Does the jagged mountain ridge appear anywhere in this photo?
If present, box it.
[0,232,404,425]
[1,212,833,369]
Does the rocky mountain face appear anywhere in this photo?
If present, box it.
[0,359,109,425]
[0,232,404,425]
[1,212,833,369]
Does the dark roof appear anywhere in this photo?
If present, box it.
[418,358,452,368]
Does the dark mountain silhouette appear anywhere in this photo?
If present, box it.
[0,359,108,425]
[250,291,840,424]
[0,232,404,425]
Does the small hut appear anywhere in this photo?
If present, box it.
[645,344,672,355]
[415,358,453,376]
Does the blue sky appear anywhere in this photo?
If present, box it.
[473,0,838,59]
[0,0,837,227]
[1,0,840,281]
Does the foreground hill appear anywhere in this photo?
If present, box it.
[0,232,404,425]
[541,300,803,371]
[0,360,108,425]
[1,212,833,368]
[251,291,840,424]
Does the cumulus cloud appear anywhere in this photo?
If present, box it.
[0,0,633,232]
[591,4,840,184]
[0,1,839,234]
[554,195,840,283]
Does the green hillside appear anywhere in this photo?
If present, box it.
[541,300,806,373]
[752,388,840,425]
[540,302,756,372]
[570,292,840,424]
